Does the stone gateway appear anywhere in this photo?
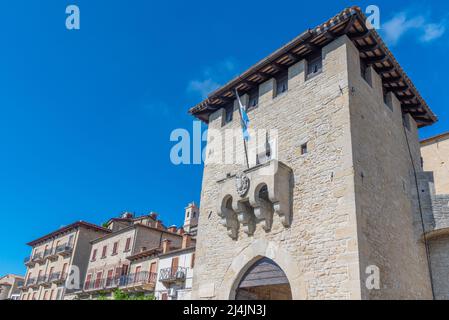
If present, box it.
[187,7,447,300]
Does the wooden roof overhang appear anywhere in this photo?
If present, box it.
[188,6,437,128]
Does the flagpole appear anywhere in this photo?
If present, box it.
[235,89,250,170]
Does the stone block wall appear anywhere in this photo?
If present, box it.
[346,35,433,299]
[192,35,362,300]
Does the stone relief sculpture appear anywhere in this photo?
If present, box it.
[217,160,293,240]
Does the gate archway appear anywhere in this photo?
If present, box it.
[235,257,292,300]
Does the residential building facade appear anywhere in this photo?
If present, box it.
[189,7,444,300]
[0,275,24,300]
[20,221,110,300]
[155,234,196,300]
[78,213,184,299]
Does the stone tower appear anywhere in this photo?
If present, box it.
[184,202,199,236]
[188,7,437,300]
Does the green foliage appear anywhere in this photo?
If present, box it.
[102,222,109,228]
[112,289,155,300]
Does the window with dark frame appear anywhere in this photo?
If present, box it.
[360,58,371,85]
[248,88,259,109]
[383,88,393,111]
[275,73,288,97]
[84,274,92,290]
[101,245,107,258]
[112,242,118,255]
[306,53,323,79]
[124,237,131,252]
[91,249,97,261]
[224,104,234,125]
[301,143,308,155]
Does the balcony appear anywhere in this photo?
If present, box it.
[55,243,73,257]
[121,272,157,292]
[37,275,47,286]
[24,256,35,267]
[26,277,38,289]
[44,248,59,261]
[49,272,67,285]
[32,252,45,264]
[159,267,187,284]
[84,277,107,292]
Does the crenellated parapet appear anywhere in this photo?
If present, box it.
[217,160,293,240]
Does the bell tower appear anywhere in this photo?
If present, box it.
[183,202,199,236]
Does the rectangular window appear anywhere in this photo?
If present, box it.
[360,58,371,85]
[150,262,157,274]
[275,73,288,97]
[85,274,92,290]
[301,143,308,155]
[101,245,107,258]
[95,272,103,289]
[43,290,48,300]
[306,53,322,79]
[49,267,54,278]
[62,263,68,276]
[171,257,179,276]
[50,290,54,300]
[383,88,393,111]
[224,104,234,125]
[106,269,114,287]
[124,238,131,252]
[134,266,142,282]
[115,267,121,279]
[248,88,259,109]
[121,264,129,276]
[112,242,118,255]
[91,249,97,261]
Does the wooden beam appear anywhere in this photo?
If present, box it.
[376,66,395,74]
[363,55,389,66]
[270,62,287,72]
[342,14,357,34]
[358,43,380,52]
[349,30,371,40]
[386,85,409,92]
[383,76,402,84]
[287,53,301,62]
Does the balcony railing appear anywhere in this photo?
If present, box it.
[48,272,67,284]
[24,256,35,267]
[32,252,44,264]
[159,267,187,283]
[121,272,157,289]
[37,275,47,285]
[55,243,73,256]
[83,272,157,292]
[43,248,59,261]
[25,277,36,288]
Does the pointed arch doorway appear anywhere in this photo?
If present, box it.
[234,257,293,300]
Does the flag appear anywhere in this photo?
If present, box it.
[235,90,250,141]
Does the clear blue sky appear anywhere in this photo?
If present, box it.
[1,0,448,276]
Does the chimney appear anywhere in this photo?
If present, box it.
[182,234,192,249]
[167,225,177,233]
[155,220,164,230]
[177,228,185,235]
[162,239,172,254]
[149,212,158,220]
